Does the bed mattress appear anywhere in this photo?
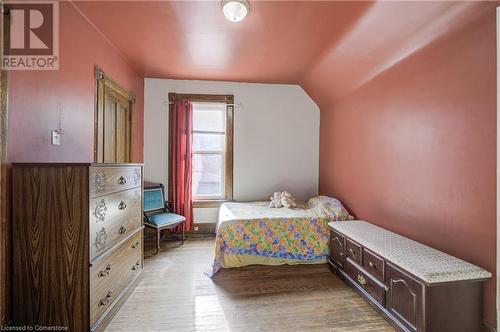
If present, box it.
[211,201,332,275]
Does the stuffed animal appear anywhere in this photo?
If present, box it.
[269,192,283,208]
[281,191,297,208]
[269,191,297,208]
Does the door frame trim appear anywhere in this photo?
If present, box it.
[0,4,9,325]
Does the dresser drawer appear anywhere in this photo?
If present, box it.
[90,188,142,259]
[329,230,345,267]
[346,258,386,306]
[346,238,362,264]
[91,166,142,197]
[362,248,384,283]
[90,231,143,326]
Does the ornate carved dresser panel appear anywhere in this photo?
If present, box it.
[12,163,144,332]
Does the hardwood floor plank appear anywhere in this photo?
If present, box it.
[105,238,394,332]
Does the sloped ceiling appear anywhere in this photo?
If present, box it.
[73,0,497,106]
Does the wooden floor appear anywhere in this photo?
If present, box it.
[105,236,395,332]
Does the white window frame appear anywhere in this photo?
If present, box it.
[192,102,227,201]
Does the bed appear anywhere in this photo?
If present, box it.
[211,196,352,275]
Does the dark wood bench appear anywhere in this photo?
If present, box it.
[328,220,491,332]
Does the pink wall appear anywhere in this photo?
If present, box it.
[8,1,144,163]
[5,0,497,327]
[308,12,496,326]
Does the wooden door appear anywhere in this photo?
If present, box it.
[95,66,135,163]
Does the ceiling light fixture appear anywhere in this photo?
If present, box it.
[222,0,249,23]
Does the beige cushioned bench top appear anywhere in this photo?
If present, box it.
[328,220,491,284]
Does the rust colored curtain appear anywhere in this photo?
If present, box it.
[169,99,193,231]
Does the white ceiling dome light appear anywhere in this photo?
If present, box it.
[222,0,249,23]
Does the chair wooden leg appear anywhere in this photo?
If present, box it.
[156,228,160,254]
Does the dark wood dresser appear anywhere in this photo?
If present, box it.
[328,221,491,332]
[12,163,144,332]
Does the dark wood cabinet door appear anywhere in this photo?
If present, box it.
[329,230,345,267]
[386,263,424,332]
[12,165,90,331]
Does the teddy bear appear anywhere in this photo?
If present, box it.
[269,191,283,208]
[269,191,297,208]
[281,191,297,208]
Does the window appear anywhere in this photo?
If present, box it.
[192,102,228,200]
[168,93,234,208]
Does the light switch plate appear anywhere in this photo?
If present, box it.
[51,130,61,145]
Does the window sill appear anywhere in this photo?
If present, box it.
[193,199,231,208]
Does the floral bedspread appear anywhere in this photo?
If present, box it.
[211,197,351,275]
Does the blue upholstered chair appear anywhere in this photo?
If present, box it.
[143,183,185,254]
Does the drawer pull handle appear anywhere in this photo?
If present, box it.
[132,240,141,249]
[98,291,112,306]
[119,226,127,235]
[131,261,141,271]
[118,176,127,185]
[97,264,112,277]
[118,201,127,210]
[368,261,375,268]
[357,274,367,285]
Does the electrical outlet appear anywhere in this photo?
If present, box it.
[194,226,199,232]
[51,130,61,145]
